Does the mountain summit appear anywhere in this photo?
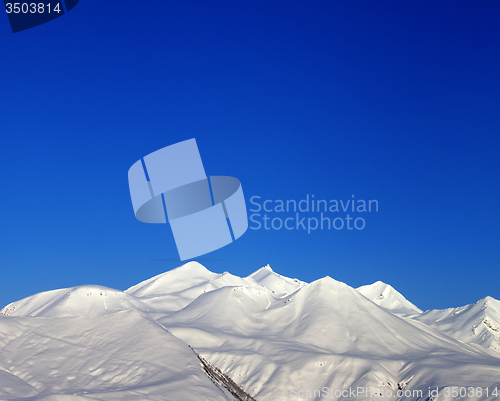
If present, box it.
[357,280,423,317]
[247,264,306,296]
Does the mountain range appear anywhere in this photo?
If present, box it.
[1,262,499,400]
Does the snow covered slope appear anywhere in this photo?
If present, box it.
[0,310,242,400]
[357,281,422,317]
[1,261,500,401]
[415,296,500,354]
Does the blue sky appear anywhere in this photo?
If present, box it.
[0,1,498,311]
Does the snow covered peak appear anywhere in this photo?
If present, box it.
[182,260,212,271]
[169,261,216,278]
[480,296,500,308]
[357,280,422,317]
[0,285,147,318]
[247,264,273,281]
[289,276,368,312]
[247,265,306,297]
[295,276,352,296]
[415,295,500,353]
[126,261,219,297]
[310,275,344,285]
[123,263,274,316]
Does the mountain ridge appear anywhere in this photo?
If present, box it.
[1,262,500,400]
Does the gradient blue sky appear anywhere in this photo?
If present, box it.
[1,1,499,311]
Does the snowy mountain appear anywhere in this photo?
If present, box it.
[356,281,500,354]
[357,280,422,317]
[160,275,500,401]
[124,261,271,315]
[1,262,500,400]
[414,296,500,354]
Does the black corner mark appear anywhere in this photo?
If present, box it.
[4,0,79,33]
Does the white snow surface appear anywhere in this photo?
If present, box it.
[1,261,500,400]
[0,310,238,400]
[415,296,500,354]
[0,285,148,317]
[357,280,423,317]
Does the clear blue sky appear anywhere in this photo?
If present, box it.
[1,1,498,311]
